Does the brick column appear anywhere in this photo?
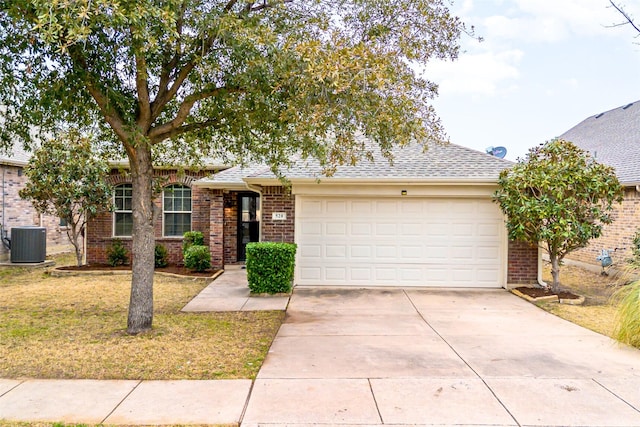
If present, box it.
[209,190,224,268]
[507,240,538,285]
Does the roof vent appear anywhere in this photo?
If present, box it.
[623,103,634,110]
[595,112,605,119]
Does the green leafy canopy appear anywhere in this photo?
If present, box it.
[0,0,465,170]
[493,139,623,290]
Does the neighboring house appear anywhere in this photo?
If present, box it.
[86,142,540,288]
[0,146,74,261]
[559,100,640,269]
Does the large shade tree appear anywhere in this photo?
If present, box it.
[494,139,623,293]
[0,0,464,333]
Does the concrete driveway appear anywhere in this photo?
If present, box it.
[242,287,640,427]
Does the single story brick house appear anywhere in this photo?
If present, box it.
[559,100,640,269]
[0,146,74,260]
[86,142,539,288]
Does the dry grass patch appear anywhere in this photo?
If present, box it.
[0,254,284,380]
[535,263,627,338]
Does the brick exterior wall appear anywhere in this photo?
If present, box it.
[261,186,295,243]
[0,164,73,260]
[209,190,224,269]
[86,169,212,266]
[223,192,238,265]
[567,187,640,267]
[507,240,538,285]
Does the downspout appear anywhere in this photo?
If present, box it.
[245,183,263,241]
[83,210,87,265]
[538,246,547,288]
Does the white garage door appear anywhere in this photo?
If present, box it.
[296,197,505,287]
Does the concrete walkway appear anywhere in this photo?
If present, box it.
[1,269,640,426]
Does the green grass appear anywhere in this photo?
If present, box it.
[612,280,640,347]
[0,254,284,380]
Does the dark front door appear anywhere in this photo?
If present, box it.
[237,193,260,261]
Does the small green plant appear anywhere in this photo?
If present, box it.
[613,281,640,348]
[155,244,169,268]
[106,239,128,267]
[183,231,204,254]
[630,229,640,266]
[246,242,297,294]
[184,245,211,272]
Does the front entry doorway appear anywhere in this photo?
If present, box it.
[237,193,260,261]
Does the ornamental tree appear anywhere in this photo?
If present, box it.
[493,139,623,293]
[0,0,464,334]
[19,130,113,267]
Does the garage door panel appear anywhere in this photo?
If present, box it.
[351,222,372,236]
[296,197,505,287]
[326,200,347,215]
[325,245,346,258]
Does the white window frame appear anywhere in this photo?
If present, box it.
[162,184,192,237]
[113,183,133,237]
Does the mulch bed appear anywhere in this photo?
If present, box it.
[515,286,581,300]
[58,264,219,278]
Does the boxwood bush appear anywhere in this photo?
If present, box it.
[246,242,297,294]
[183,231,205,254]
[184,245,211,272]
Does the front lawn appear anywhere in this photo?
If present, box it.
[535,263,633,342]
[0,254,284,380]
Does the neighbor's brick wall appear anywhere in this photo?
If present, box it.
[507,240,538,285]
[567,187,640,267]
[261,186,295,243]
[86,169,212,266]
[0,164,73,260]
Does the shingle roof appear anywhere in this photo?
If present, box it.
[559,100,640,185]
[196,142,512,187]
[0,145,31,166]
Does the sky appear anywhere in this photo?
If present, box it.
[425,0,640,161]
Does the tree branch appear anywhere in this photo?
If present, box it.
[249,0,293,12]
[609,1,640,34]
[67,45,132,152]
[150,119,222,143]
[134,42,152,131]
[149,86,241,142]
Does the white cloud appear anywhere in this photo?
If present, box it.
[479,0,637,43]
[426,49,523,96]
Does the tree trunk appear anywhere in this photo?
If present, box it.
[549,254,561,294]
[66,222,83,267]
[127,144,156,334]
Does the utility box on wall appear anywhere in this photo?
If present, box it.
[11,226,47,263]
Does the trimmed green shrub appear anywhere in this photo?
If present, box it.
[183,231,204,254]
[106,239,128,267]
[184,245,211,272]
[246,242,297,294]
[155,244,169,268]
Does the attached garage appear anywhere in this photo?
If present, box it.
[196,141,539,287]
[295,194,506,288]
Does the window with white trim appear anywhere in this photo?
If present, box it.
[114,184,133,236]
[163,184,192,237]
